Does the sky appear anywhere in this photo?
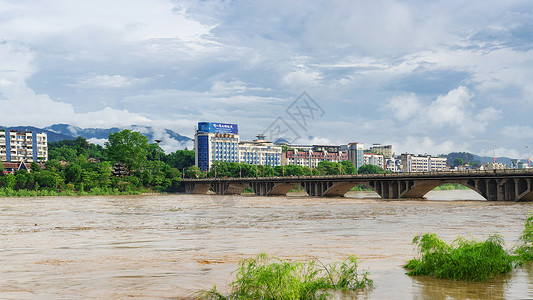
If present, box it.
[0,0,532,157]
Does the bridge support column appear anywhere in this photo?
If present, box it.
[212,182,249,195]
[184,182,211,194]
[250,182,298,196]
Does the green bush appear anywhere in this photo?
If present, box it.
[404,233,517,281]
[198,253,372,299]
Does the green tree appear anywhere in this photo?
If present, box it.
[186,165,202,178]
[105,129,149,171]
[35,170,59,189]
[317,161,342,175]
[65,164,82,183]
[30,162,41,172]
[163,149,195,170]
[341,160,357,175]
[357,164,384,174]
[454,158,464,166]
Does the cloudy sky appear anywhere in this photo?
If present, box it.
[1,0,532,157]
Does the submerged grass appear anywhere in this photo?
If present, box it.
[405,213,533,281]
[197,253,372,300]
[404,233,517,281]
[515,214,533,261]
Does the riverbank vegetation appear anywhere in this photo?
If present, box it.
[0,130,195,196]
[405,214,533,281]
[198,253,372,299]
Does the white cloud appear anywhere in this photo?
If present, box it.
[73,74,151,89]
[382,86,501,136]
[382,93,421,121]
[392,136,470,156]
[501,125,533,140]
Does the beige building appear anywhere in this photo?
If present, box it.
[0,130,48,163]
[400,153,447,172]
[369,144,393,158]
[480,162,506,170]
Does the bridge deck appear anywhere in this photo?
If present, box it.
[182,169,533,201]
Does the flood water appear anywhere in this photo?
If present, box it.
[1,190,533,299]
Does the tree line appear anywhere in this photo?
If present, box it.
[185,160,386,178]
[0,130,194,195]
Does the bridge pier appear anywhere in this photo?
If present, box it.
[212,182,249,195]
[250,182,298,196]
[300,181,359,197]
[184,182,211,194]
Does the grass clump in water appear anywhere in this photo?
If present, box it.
[404,233,517,281]
[515,214,533,262]
[198,253,372,299]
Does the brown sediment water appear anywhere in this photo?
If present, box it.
[1,190,533,299]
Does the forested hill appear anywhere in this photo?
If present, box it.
[0,124,191,144]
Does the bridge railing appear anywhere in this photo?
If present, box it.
[182,168,533,181]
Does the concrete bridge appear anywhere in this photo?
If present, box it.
[182,169,533,201]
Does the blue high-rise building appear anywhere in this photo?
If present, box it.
[194,122,240,171]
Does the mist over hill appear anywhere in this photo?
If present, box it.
[1,124,193,153]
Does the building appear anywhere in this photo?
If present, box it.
[369,144,393,158]
[385,157,402,172]
[282,148,348,168]
[239,134,282,167]
[511,159,530,169]
[480,162,507,170]
[400,153,447,172]
[341,143,364,170]
[195,122,240,171]
[363,152,385,169]
[0,130,48,164]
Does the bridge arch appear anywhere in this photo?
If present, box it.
[367,179,484,200]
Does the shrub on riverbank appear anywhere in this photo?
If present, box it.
[198,253,372,299]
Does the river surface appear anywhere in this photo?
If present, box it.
[1,190,533,299]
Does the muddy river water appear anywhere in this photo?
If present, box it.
[2,190,533,299]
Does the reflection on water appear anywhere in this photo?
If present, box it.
[1,191,533,299]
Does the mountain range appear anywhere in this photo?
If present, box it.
[0,124,192,144]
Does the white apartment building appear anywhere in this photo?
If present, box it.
[282,149,348,169]
[239,134,281,167]
[400,153,447,172]
[0,130,48,163]
[363,152,385,169]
